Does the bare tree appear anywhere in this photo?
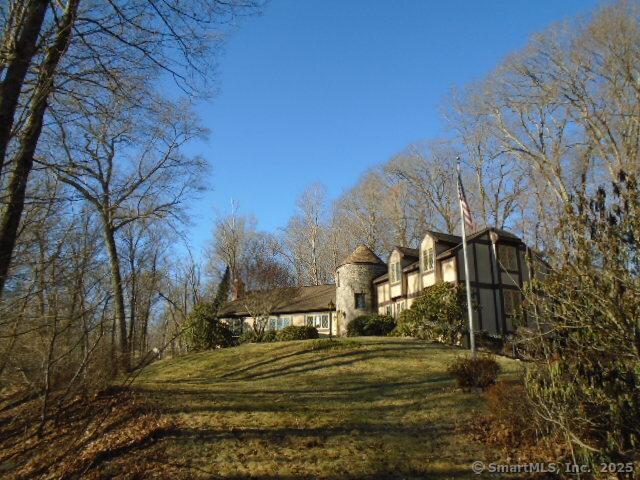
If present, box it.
[445,90,527,230]
[238,233,294,339]
[208,209,256,292]
[0,0,262,297]
[42,94,206,370]
[334,170,395,255]
[282,183,334,285]
[386,142,460,235]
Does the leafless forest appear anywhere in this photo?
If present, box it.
[0,0,639,477]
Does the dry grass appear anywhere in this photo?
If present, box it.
[0,386,173,480]
[122,337,521,479]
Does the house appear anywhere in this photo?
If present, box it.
[218,284,337,336]
[372,228,544,335]
[219,227,545,337]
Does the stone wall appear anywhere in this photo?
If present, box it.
[335,263,387,335]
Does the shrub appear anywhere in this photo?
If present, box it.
[276,325,319,341]
[520,173,640,468]
[396,282,467,345]
[346,314,395,336]
[184,302,234,351]
[237,329,277,344]
[346,315,368,336]
[236,330,255,344]
[447,355,501,391]
[485,380,539,447]
[262,330,278,342]
[365,314,396,335]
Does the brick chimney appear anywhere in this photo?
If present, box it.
[231,277,245,301]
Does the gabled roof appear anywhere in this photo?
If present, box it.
[394,246,419,260]
[219,284,336,318]
[373,259,419,284]
[402,260,420,273]
[436,227,523,260]
[426,231,462,245]
[339,245,386,267]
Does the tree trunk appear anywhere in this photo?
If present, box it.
[102,220,129,371]
[0,0,79,298]
[128,255,137,357]
[0,0,49,173]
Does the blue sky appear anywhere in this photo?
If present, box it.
[183,0,601,255]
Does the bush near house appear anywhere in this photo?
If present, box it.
[447,355,501,391]
[395,282,466,345]
[238,329,277,344]
[184,302,235,351]
[276,325,319,341]
[346,314,396,336]
[238,326,319,343]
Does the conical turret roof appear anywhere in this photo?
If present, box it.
[339,245,385,267]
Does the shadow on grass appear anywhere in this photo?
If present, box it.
[132,374,456,420]
[156,345,434,384]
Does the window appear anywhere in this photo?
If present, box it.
[270,317,291,330]
[355,293,366,309]
[422,248,435,271]
[386,306,392,315]
[390,262,402,283]
[306,314,329,329]
[336,272,340,287]
[498,245,518,272]
[503,290,521,315]
[398,301,406,314]
[228,318,244,335]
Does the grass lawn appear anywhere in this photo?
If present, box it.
[131,337,521,479]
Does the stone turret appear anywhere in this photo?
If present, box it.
[335,245,387,335]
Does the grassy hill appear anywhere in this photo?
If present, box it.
[128,337,520,479]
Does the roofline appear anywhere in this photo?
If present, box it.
[337,259,387,268]
[402,261,419,273]
[425,230,462,245]
[373,273,388,284]
[221,304,336,318]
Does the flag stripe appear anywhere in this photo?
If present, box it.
[457,171,475,232]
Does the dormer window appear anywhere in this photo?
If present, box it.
[390,262,401,283]
[422,248,434,271]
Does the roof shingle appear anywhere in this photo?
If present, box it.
[339,245,385,267]
[219,284,336,318]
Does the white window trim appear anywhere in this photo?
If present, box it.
[422,247,435,272]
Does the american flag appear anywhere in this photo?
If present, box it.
[457,167,475,233]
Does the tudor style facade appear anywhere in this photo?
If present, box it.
[219,227,544,337]
[373,227,542,335]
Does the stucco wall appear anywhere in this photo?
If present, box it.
[407,271,420,295]
[442,257,457,282]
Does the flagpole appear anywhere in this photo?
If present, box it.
[457,157,476,359]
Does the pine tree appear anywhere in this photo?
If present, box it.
[185,266,232,351]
